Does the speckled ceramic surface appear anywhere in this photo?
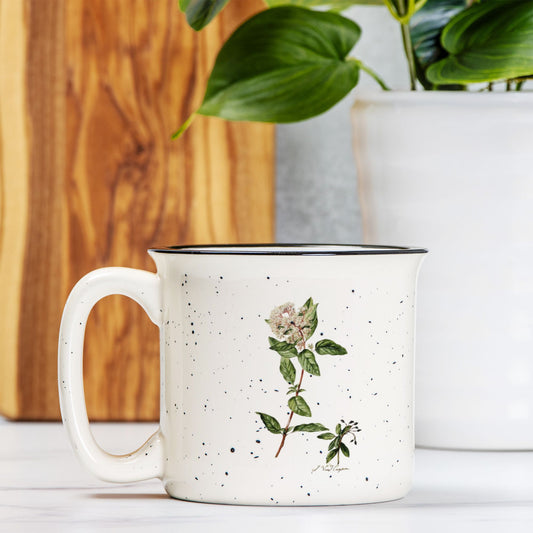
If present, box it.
[58,245,426,505]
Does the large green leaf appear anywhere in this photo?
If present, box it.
[198,6,362,123]
[179,0,230,31]
[264,0,382,11]
[426,0,533,84]
[409,0,466,88]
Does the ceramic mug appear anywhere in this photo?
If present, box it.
[58,244,426,505]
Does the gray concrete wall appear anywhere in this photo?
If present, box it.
[276,6,410,243]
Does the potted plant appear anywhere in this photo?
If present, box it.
[175,0,533,451]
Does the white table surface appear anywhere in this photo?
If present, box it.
[1,419,533,532]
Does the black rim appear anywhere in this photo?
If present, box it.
[149,244,428,256]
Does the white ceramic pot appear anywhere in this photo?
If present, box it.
[352,91,533,450]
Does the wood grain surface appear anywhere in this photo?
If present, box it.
[0,0,274,420]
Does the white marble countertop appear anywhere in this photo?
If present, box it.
[1,419,533,532]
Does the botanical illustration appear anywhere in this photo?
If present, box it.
[256,298,360,463]
[317,419,362,465]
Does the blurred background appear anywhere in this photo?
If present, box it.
[0,1,408,423]
[277,5,409,243]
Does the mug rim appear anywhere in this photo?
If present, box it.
[148,244,428,256]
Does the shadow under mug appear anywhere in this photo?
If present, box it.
[58,244,427,505]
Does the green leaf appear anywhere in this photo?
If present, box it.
[409,0,467,89]
[426,0,533,84]
[279,358,296,384]
[300,298,319,340]
[326,449,338,463]
[318,432,336,440]
[179,0,230,31]
[328,437,339,451]
[256,412,283,434]
[335,423,342,434]
[288,395,312,417]
[340,442,350,457]
[287,386,305,395]
[292,423,329,432]
[269,337,298,358]
[297,349,321,376]
[264,0,382,11]
[198,6,362,123]
[315,339,347,355]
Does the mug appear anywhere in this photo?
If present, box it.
[58,244,426,505]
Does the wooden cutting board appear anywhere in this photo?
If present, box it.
[0,0,274,420]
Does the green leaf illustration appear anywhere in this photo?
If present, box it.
[297,349,321,376]
[316,339,348,355]
[292,423,329,433]
[269,337,298,358]
[196,6,362,123]
[300,297,319,339]
[287,386,305,395]
[326,449,338,463]
[279,358,296,384]
[328,438,338,451]
[340,442,350,457]
[256,412,283,434]
[317,432,336,440]
[335,423,341,434]
[288,395,312,417]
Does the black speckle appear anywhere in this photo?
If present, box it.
[225,471,229,476]
[256,440,261,443]
[230,447,235,453]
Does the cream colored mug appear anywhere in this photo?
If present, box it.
[58,244,426,505]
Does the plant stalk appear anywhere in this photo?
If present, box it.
[350,58,391,91]
[400,22,417,90]
[171,112,196,140]
[275,368,305,458]
[275,327,308,458]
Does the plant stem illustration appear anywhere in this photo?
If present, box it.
[256,298,348,457]
[318,419,361,465]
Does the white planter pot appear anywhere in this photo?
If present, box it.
[352,91,533,450]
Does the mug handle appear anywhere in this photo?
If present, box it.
[58,267,163,482]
